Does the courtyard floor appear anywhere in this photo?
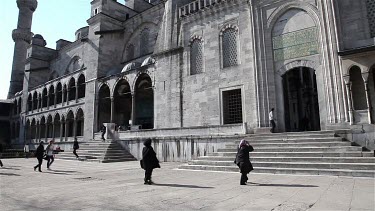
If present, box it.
[0,158,374,211]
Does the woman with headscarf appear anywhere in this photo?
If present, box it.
[33,141,45,172]
[235,139,254,185]
[141,138,160,185]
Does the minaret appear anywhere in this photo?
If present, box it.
[8,0,38,99]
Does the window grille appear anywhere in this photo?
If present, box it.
[190,39,203,75]
[126,44,134,61]
[367,0,375,37]
[222,28,238,68]
[140,29,150,56]
[223,89,243,124]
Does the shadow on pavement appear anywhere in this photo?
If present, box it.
[248,182,318,188]
[50,169,79,173]
[0,172,21,176]
[152,183,214,189]
[0,167,21,170]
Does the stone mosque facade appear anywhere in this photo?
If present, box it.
[5,0,375,152]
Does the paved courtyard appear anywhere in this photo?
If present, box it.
[0,158,374,211]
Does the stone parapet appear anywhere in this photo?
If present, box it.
[12,29,33,43]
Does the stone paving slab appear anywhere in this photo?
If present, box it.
[0,158,374,211]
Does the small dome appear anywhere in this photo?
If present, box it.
[121,62,140,73]
[32,34,47,46]
[141,57,155,67]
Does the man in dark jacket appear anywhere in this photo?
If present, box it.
[141,138,160,185]
[235,140,254,185]
[33,141,45,172]
[73,138,79,159]
[100,124,106,141]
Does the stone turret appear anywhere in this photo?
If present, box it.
[8,0,38,99]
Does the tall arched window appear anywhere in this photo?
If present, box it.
[190,38,203,75]
[221,27,238,68]
[140,28,150,56]
[77,75,86,99]
[126,44,134,61]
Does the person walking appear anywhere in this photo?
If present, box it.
[269,108,276,133]
[235,140,254,185]
[73,138,79,159]
[45,140,55,170]
[100,124,106,141]
[33,141,45,172]
[141,138,160,185]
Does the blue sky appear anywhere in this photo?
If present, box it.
[0,0,92,99]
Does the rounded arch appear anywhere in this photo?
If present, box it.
[66,110,75,137]
[27,93,32,112]
[68,77,76,101]
[42,87,48,108]
[114,78,132,130]
[134,73,154,129]
[53,113,61,139]
[97,83,111,130]
[40,116,46,139]
[46,115,53,138]
[77,74,86,99]
[76,108,84,136]
[32,91,38,111]
[65,56,84,74]
[276,60,318,76]
[267,2,320,29]
[132,71,153,91]
[48,85,55,107]
[350,65,367,111]
[56,82,63,104]
[31,118,37,140]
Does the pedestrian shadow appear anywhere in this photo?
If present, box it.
[0,167,21,170]
[42,171,71,175]
[152,183,214,189]
[247,182,318,188]
[0,172,21,176]
[50,169,79,173]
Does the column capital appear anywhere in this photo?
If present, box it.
[17,0,38,11]
[12,29,33,43]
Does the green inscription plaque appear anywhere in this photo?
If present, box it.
[273,27,319,61]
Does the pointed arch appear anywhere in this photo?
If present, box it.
[77,74,86,99]
[97,84,111,130]
[114,78,132,129]
[56,82,63,104]
[76,108,84,136]
[68,77,76,101]
[134,73,154,129]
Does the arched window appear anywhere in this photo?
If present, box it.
[27,94,32,112]
[190,38,203,75]
[32,92,38,111]
[68,78,76,101]
[76,109,84,136]
[126,44,135,61]
[140,28,150,56]
[221,27,238,68]
[42,88,48,108]
[48,85,55,107]
[56,83,62,104]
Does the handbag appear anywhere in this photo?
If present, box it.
[140,160,144,169]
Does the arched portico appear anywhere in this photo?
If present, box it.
[134,73,154,129]
[114,79,132,130]
[97,84,111,131]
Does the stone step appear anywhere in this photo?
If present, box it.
[198,156,375,163]
[188,160,375,170]
[179,165,375,178]
[230,137,344,144]
[245,130,337,139]
[217,146,362,153]
[211,152,374,157]
[226,141,351,148]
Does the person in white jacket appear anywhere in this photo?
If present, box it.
[269,108,276,133]
[45,140,55,170]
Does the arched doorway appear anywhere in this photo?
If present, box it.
[114,79,132,130]
[31,119,36,140]
[98,84,111,131]
[66,111,75,137]
[282,67,320,132]
[76,109,84,136]
[40,117,46,140]
[47,115,53,138]
[134,73,154,129]
[54,114,61,139]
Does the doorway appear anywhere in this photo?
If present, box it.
[282,67,320,132]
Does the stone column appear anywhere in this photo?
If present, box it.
[110,97,114,123]
[60,121,64,142]
[364,81,372,124]
[62,88,65,106]
[131,92,135,126]
[75,82,79,102]
[66,88,70,105]
[54,91,57,108]
[47,93,50,110]
[345,81,354,125]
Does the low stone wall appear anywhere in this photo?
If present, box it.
[117,134,246,162]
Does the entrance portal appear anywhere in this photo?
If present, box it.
[282,67,320,132]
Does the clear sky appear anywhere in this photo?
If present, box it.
[0,0,92,99]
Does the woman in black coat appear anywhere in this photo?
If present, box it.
[235,140,254,185]
[73,138,79,159]
[142,138,160,185]
[33,141,45,172]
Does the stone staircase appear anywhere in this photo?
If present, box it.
[56,141,136,163]
[179,131,375,177]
